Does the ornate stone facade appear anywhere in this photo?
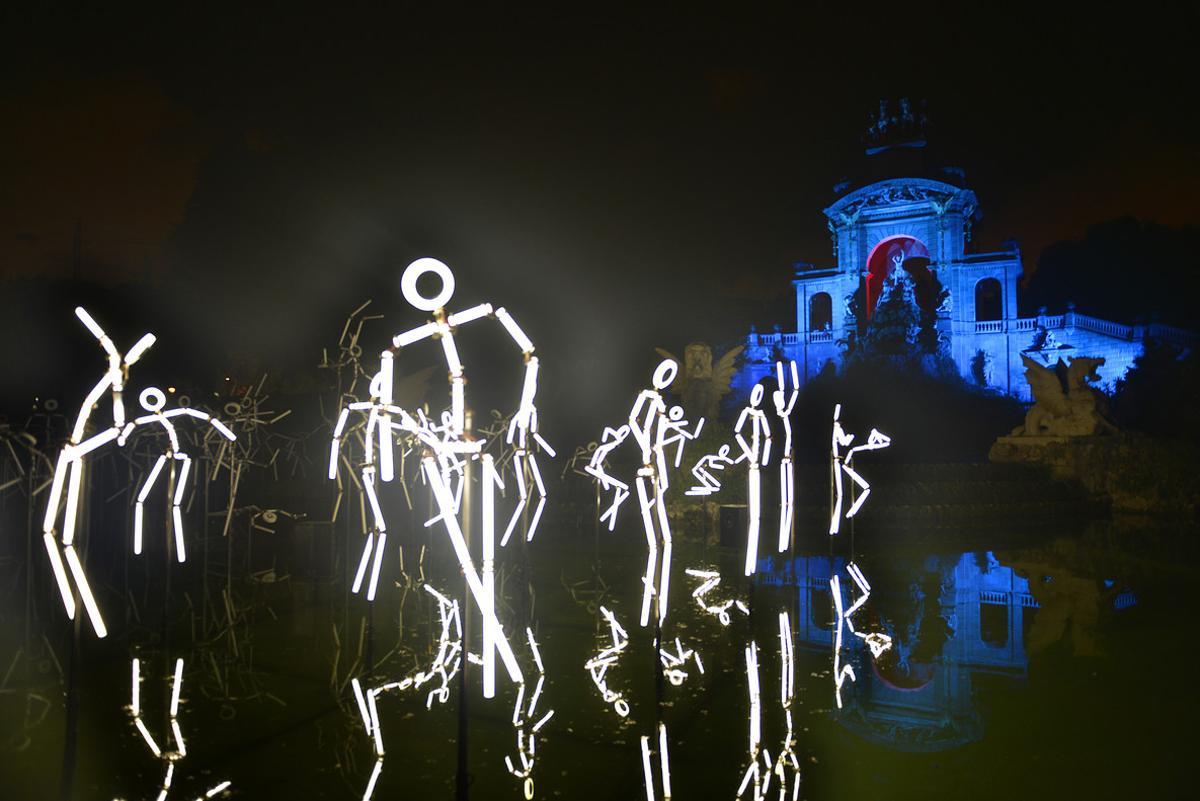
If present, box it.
[735,173,1196,401]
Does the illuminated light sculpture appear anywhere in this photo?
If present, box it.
[329,257,555,698]
[686,366,787,577]
[127,657,231,800]
[42,307,236,639]
[118,387,237,563]
[684,568,749,626]
[732,385,771,576]
[504,627,555,800]
[684,444,741,497]
[769,611,801,801]
[830,562,892,710]
[828,404,891,535]
[736,641,765,801]
[350,584,463,801]
[771,362,799,552]
[41,308,153,637]
[639,722,673,801]
[659,635,704,686]
[586,360,704,626]
[584,605,631,717]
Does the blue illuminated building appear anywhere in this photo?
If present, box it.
[735,101,1196,400]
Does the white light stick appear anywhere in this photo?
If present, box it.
[495,307,535,355]
[640,735,656,801]
[377,352,395,482]
[483,455,499,699]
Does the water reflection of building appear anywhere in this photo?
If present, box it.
[759,551,1037,751]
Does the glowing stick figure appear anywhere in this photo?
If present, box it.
[42,308,154,638]
[117,387,236,563]
[733,385,772,576]
[329,257,551,699]
[127,656,231,800]
[586,360,704,627]
[828,404,891,535]
[684,445,741,497]
[771,361,799,552]
[830,562,892,709]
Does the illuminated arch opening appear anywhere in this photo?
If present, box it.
[979,601,1009,648]
[809,292,832,330]
[975,277,1003,322]
[865,236,931,319]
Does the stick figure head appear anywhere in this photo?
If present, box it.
[750,384,765,408]
[401,258,456,312]
[139,387,166,413]
[652,359,678,391]
[668,405,684,421]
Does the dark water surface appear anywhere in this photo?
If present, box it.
[3,513,1197,800]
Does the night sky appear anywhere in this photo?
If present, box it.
[2,5,1197,433]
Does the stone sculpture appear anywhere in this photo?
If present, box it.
[1010,355,1116,437]
[653,342,743,421]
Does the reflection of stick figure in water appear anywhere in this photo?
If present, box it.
[586,359,704,627]
[126,655,232,799]
[831,561,892,709]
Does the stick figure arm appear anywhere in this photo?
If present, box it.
[163,408,237,441]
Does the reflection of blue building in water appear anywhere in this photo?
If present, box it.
[760,551,1037,751]
[734,101,1196,400]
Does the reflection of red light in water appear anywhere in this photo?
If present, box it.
[871,655,935,691]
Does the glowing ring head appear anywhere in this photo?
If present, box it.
[614,698,630,717]
[44,398,59,411]
[224,402,241,416]
[401,257,455,312]
[668,405,684,421]
[750,384,765,407]
[524,778,535,800]
[177,394,191,408]
[139,387,166,412]
[652,359,678,390]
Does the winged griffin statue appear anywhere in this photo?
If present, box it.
[653,342,744,421]
[1011,355,1116,437]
